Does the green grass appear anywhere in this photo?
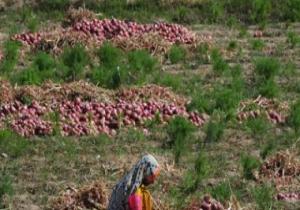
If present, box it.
[245,117,271,140]
[0,40,21,74]
[166,116,195,165]
[210,181,231,203]
[227,40,238,51]
[251,39,265,51]
[240,153,260,180]
[204,120,225,144]
[211,49,229,75]
[287,31,300,48]
[0,172,13,208]
[251,184,275,210]
[289,100,300,136]
[97,42,123,68]
[167,45,186,64]
[254,57,280,80]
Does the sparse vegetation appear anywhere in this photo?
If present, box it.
[240,153,260,180]
[168,45,186,64]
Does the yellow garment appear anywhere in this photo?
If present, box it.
[136,186,152,210]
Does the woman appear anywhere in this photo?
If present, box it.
[108,154,160,210]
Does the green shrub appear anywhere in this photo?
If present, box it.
[97,43,122,68]
[168,45,186,64]
[251,184,275,210]
[204,121,224,143]
[210,181,231,203]
[289,100,300,135]
[287,31,300,48]
[167,116,195,165]
[251,39,265,51]
[254,57,280,80]
[240,153,260,180]
[258,79,279,98]
[62,45,89,81]
[0,40,20,73]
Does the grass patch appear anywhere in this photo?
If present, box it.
[251,184,275,210]
[240,153,260,180]
[251,39,265,51]
[288,100,300,136]
[210,181,231,203]
[254,57,280,80]
[287,31,300,48]
[211,49,228,75]
[0,40,21,74]
[0,172,13,208]
[167,45,186,64]
[204,120,225,144]
[166,116,195,165]
[245,117,271,140]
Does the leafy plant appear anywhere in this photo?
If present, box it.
[97,42,122,68]
[168,45,186,64]
[240,153,260,180]
[167,116,195,165]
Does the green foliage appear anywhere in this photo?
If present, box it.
[260,139,277,159]
[245,117,271,139]
[167,116,195,165]
[258,79,279,98]
[0,130,29,158]
[211,49,228,75]
[227,40,238,51]
[128,50,157,74]
[254,57,280,80]
[289,100,300,135]
[0,40,20,74]
[251,184,275,210]
[183,151,210,193]
[210,181,231,203]
[251,0,271,25]
[62,45,89,81]
[213,87,240,113]
[168,45,186,64]
[0,172,13,208]
[39,0,70,11]
[34,52,56,72]
[13,68,42,85]
[187,92,210,114]
[154,72,182,91]
[240,153,260,180]
[204,121,224,144]
[251,39,265,51]
[195,42,210,64]
[97,42,122,68]
[287,31,300,48]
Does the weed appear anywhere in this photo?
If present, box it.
[167,45,186,64]
[210,181,231,203]
[187,92,210,114]
[254,57,280,80]
[154,72,182,91]
[213,87,240,114]
[260,139,277,159]
[258,79,279,98]
[251,183,275,210]
[251,0,271,26]
[13,68,42,85]
[240,153,260,180]
[34,52,56,72]
[251,39,265,51]
[287,31,300,48]
[0,130,30,158]
[97,42,122,68]
[204,120,224,144]
[245,117,271,140]
[195,42,210,64]
[0,172,13,208]
[61,44,89,81]
[280,61,296,78]
[289,100,300,135]
[211,49,228,75]
[0,40,20,74]
[167,116,195,165]
[227,40,238,51]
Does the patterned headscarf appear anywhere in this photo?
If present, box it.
[107,154,160,210]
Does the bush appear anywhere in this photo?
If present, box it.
[254,57,280,80]
[240,153,260,180]
[204,121,224,143]
[167,116,195,165]
[251,184,275,210]
[289,100,300,135]
[61,45,89,81]
[167,45,186,64]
